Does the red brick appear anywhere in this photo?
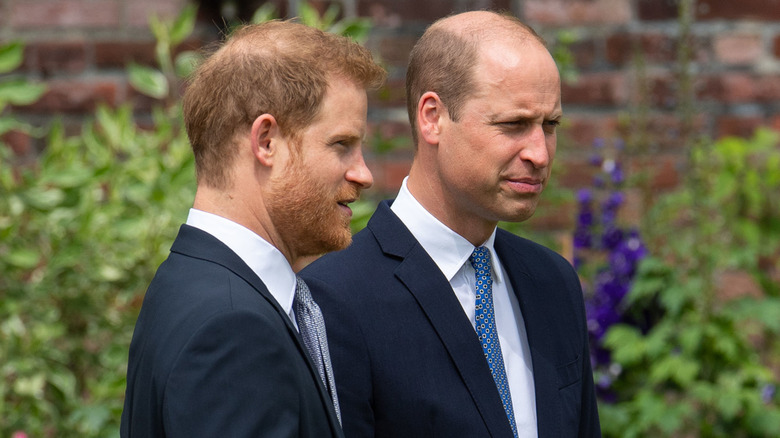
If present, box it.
[525,197,576,230]
[367,159,411,193]
[369,77,406,108]
[126,85,161,113]
[362,1,456,24]
[699,73,780,104]
[94,41,157,68]
[616,113,709,153]
[555,156,598,189]
[10,0,120,29]
[697,0,780,21]
[561,72,628,106]
[368,121,413,146]
[606,32,677,67]
[568,39,598,70]
[647,75,677,109]
[525,0,631,25]
[25,79,118,114]
[1,130,33,157]
[775,34,780,59]
[771,114,780,132]
[127,0,189,28]
[29,41,87,75]
[719,73,759,102]
[757,75,780,101]
[716,115,765,138]
[558,113,621,154]
[626,154,682,191]
[714,32,763,66]
[637,0,678,21]
[377,34,417,66]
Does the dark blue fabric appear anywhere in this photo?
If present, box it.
[301,200,601,438]
[121,225,343,438]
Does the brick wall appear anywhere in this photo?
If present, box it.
[3,0,780,214]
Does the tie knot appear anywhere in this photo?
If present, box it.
[470,246,491,270]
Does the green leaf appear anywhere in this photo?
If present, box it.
[0,40,24,73]
[174,51,202,79]
[170,4,198,46]
[603,324,646,365]
[251,3,278,23]
[0,79,47,105]
[299,2,323,29]
[128,63,169,99]
[331,19,372,42]
[14,373,46,398]
[0,116,25,137]
[6,248,40,269]
[22,186,66,210]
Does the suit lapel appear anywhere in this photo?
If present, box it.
[495,231,559,437]
[368,202,514,438]
[170,225,343,434]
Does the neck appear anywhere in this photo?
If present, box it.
[406,163,495,247]
[192,184,296,265]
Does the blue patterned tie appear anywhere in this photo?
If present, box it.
[470,247,518,438]
[294,276,342,424]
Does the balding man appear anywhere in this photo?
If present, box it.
[301,11,601,437]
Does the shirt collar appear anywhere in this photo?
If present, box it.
[390,178,504,284]
[185,208,297,316]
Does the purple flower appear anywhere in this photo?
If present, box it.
[577,188,593,204]
[601,226,624,250]
[589,153,603,167]
[578,211,594,227]
[762,384,776,404]
[603,191,625,210]
[611,165,624,185]
[574,227,593,249]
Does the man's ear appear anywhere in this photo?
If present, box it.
[418,91,445,145]
[251,114,280,167]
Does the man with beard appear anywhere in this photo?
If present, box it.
[120,21,385,437]
[300,11,601,438]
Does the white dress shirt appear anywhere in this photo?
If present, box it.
[391,178,538,437]
[186,208,298,327]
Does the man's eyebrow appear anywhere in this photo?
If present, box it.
[327,133,363,144]
[488,110,562,123]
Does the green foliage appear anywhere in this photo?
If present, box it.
[0,41,47,138]
[129,4,200,102]
[0,104,195,436]
[599,129,780,437]
[253,1,372,43]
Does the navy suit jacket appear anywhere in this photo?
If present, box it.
[121,225,343,437]
[301,201,601,437]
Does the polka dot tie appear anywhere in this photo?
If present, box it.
[470,247,518,438]
[294,276,342,424]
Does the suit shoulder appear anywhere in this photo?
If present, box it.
[497,228,573,270]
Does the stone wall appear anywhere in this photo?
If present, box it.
[3,0,780,216]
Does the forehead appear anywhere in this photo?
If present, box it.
[469,39,561,114]
[303,76,367,134]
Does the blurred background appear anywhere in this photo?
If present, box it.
[1,0,779,436]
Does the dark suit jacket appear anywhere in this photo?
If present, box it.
[121,224,343,437]
[301,201,601,437]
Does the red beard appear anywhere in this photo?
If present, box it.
[266,159,360,260]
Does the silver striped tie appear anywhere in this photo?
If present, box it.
[294,276,342,424]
